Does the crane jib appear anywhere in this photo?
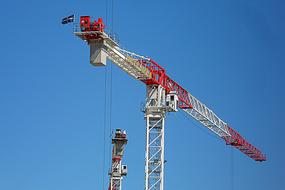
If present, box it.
[74,18,266,162]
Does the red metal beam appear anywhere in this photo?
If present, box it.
[223,126,266,161]
[141,59,192,109]
[139,58,266,162]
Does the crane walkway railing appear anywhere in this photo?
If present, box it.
[104,39,152,80]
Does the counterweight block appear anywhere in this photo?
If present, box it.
[90,41,107,66]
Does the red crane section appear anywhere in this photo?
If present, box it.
[139,58,266,162]
[224,127,266,161]
[141,59,192,109]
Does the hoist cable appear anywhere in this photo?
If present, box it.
[230,149,234,190]
[102,66,108,190]
[107,0,114,173]
[103,1,115,189]
[105,0,108,30]
[111,0,114,34]
[108,63,113,162]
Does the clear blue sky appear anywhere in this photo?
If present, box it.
[0,0,284,190]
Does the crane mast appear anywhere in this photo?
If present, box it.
[108,129,128,190]
[73,16,266,190]
[144,85,167,190]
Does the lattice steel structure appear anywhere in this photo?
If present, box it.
[108,129,128,190]
[144,85,166,190]
[72,15,266,190]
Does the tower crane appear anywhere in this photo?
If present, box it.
[72,16,266,190]
[108,129,128,190]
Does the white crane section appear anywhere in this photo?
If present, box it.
[74,31,151,80]
[183,93,230,137]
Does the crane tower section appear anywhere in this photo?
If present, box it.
[144,85,166,190]
[108,129,128,190]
